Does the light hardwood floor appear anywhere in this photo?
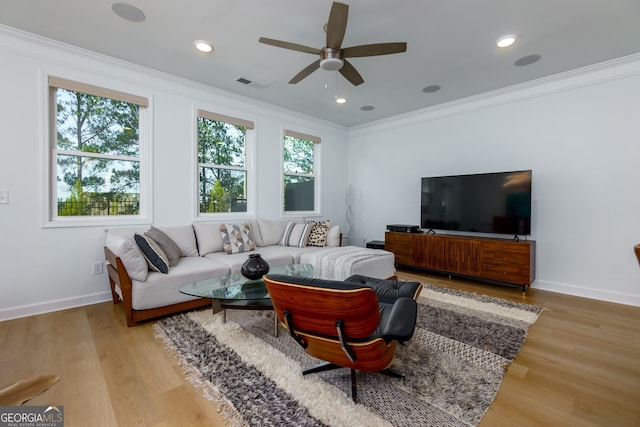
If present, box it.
[1,269,638,426]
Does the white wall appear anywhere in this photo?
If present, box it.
[348,56,640,306]
[0,28,349,320]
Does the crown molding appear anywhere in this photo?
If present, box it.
[349,53,640,137]
[0,25,347,132]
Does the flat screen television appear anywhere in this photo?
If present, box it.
[420,170,532,236]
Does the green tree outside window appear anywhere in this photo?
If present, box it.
[54,88,141,216]
[197,116,247,213]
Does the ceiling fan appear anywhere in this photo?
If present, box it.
[258,1,407,86]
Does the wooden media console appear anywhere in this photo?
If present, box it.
[385,231,535,293]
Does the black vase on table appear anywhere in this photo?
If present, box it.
[241,253,270,280]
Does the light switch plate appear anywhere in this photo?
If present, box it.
[0,189,8,204]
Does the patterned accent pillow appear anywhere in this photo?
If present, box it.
[220,223,257,255]
[307,220,332,247]
[133,233,170,274]
[145,226,181,266]
[279,222,312,247]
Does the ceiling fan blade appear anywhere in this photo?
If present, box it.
[339,59,364,86]
[342,42,407,58]
[258,37,321,55]
[326,2,349,50]
[289,60,321,84]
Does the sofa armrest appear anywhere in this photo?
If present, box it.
[104,246,135,327]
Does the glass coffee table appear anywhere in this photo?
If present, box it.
[180,263,314,335]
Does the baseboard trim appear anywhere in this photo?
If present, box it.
[532,280,640,307]
[0,291,113,322]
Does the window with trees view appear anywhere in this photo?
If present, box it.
[283,130,320,214]
[197,110,254,215]
[48,77,148,223]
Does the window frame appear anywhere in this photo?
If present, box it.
[194,108,256,221]
[281,128,321,218]
[43,75,152,228]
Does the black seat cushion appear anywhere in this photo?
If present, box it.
[345,274,422,303]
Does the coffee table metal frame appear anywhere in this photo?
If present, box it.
[179,263,314,336]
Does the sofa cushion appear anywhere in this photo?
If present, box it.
[130,256,230,310]
[157,225,199,257]
[279,222,312,247]
[145,226,181,266]
[307,220,331,247]
[134,234,170,274]
[220,223,257,254]
[205,247,293,273]
[193,222,225,256]
[106,233,148,281]
[258,219,289,246]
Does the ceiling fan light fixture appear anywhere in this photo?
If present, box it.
[320,57,344,71]
[194,40,213,53]
[496,34,517,48]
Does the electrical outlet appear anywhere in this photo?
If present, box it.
[92,261,103,275]
[0,189,8,204]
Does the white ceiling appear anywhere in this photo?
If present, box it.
[2,0,640,127]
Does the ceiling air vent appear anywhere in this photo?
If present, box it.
[234,77,265,89]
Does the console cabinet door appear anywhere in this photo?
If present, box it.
[482,241,534,285]
[384,232,413,265]
[412,235,446,270]
[445,238,483,276]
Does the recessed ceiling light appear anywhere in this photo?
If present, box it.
[514,54,541,66]
[360,105,375,111]
[335,96,347,104]
[112,3,145,22]
[194,40,213,53]
[422,85,441,93]
[496,34,517,48]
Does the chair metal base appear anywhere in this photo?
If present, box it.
[302,362,405,403]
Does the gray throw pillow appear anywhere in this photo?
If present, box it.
[145,226,181,266]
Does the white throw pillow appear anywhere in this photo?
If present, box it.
[105,234,148,281]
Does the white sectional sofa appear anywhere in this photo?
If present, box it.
[104,218,396,326]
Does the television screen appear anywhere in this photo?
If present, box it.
[420,170,532,235]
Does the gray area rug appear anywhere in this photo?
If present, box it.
[155,283,543,426]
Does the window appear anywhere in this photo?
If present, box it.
[197,110,255,216]
[47,77,149,226]
[283,129,320,215]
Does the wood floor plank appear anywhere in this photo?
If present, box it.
[1,268,638,426]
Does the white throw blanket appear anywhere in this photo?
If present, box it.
[308,246,390,280]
